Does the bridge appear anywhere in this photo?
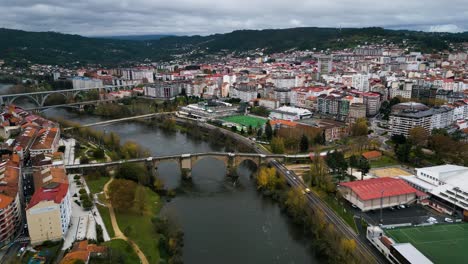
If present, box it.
[24,99,118,112]
[0,84,136,107]
[62,112,172,130]
[65,152,312,178]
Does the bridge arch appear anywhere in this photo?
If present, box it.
[191,155,229,169]
[41,92,69,106]
[9,95,41,107]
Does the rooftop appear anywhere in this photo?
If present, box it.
[27,182,69,209]
[340,177,422,201]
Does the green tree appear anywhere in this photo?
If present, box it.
[395,143,411,163]
[350,118,368,137]
[285,187,307,220]
[270,137,285,154]
[357,158,370,180]
[300,134,309,153]
[257,126,263,138]
[265,120,273,140]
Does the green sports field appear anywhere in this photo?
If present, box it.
[221,115,266,128]
[386,224,468,264]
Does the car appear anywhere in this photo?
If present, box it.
[445,218,454,223]
[286,171,290,174]
[351,204,358,209]
[398,204,406,209]
[305,188,311,193]
[292,176,297,180]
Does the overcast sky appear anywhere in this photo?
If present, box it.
[1,0,467,36]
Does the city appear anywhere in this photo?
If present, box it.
[0,2,468,264]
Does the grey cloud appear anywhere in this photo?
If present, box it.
[0,0,466,36]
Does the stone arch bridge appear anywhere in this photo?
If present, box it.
[65,152,311,178]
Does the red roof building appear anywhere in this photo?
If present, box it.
[339,178,425,212]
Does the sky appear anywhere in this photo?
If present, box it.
[0,0,467,36]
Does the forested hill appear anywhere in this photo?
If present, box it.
[1,27,467,65]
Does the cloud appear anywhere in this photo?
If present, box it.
[0,0,466,36]
[428,24,465,33]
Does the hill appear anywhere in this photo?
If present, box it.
[96,34,173,41]
[0,27,467,65]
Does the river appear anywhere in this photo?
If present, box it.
[0,83,13,94]
[42,107,317,264]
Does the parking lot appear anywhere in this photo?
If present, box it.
[345,202,446,226]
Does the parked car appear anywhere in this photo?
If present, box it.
[305,188,311,194]
[445,218,454,223]
[399,204,406,209]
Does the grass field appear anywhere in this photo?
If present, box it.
[115,185,162,264]
[221,115,266,128]
[97,204,115,238]
[86,176,109,195]
[386,224,468,264]
[369,155,399,168]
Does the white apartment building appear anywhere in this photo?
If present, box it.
[72,77,103,90]
[352,74,370,92]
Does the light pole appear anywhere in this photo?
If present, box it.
[380,190,385,224]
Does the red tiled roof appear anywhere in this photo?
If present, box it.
[340,178,419,201]
[27,182,69,209]
[270,119,298,127]
[362,151,382,160]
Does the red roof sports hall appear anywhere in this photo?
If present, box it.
[338,178,427,212]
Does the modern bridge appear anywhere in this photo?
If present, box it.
[0,84,136,107]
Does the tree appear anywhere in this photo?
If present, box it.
[247,125,253,135]
[257,127,263,138]
[115,163,148,183]
[357,158,370,180]
[265,120,273,140]
[270,137,285,154]
[300,134,309,153]
[348,154,359,176]
[350,118,368,137]
[409,126,428,147]
[395,143,411,163]
[108,179,138,212]
[285,187,307,220]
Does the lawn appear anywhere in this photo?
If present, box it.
[97,204,115,238]
[386,224,468,264]
[369,155,399,168]
[115,185,162,264]
[314,188,358,233]
[221,115,267,128]
[86,176,109,195]
[90,239,140,264]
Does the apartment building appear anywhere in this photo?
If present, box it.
[26,182,71,245]
[0,157,22,247]
[29,127,60,157]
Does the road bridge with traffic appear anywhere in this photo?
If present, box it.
[0,84,136,107]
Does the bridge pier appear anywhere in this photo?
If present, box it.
[180,156,192,180]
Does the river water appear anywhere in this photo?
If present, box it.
[0,83,13,94]
[42,108,317,264]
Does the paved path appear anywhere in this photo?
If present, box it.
[103,177,149,264]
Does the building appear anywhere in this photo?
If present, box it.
[316,55,333,74]
[60,240,107,264]
[402,165,468,219]
[256,98,279,109]
[269,106,312,121]
[430,106,454,129]
[121,68,154,83]
[71,77,103,90]
[389,104,433,137]
[143,82,181,100]
[348,103,367,123]
[30,127,60,157]
[26,182,71,245]
[352,74,370,92]
[339,178,424,212]
[317,94,350,119]
[366,226,433,264]
[362,92,381,116]
[0,158,22,247]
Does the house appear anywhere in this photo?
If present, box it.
[362,151,382,161]
[60,240,107,264]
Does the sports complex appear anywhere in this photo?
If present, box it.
[220,115,266,129]
[386,223,468,263]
